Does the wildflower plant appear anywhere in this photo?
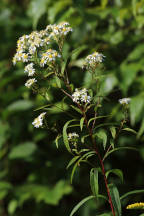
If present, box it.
[13,22,144,216]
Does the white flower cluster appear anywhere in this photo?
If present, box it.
[84,51,105,70]
[40,49,61,67]
[32,112,46,128]
[12,32,47,65]
[24,63,35,76]
[72,88,91,104]
[119,98,131,105]
[12,22,72,66]
[25,78,37,88]
[46,22,73,40]
[68,132,79,141]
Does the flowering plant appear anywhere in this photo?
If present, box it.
[13,22,143,216]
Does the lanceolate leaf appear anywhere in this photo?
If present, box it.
[110,126,116,139]
[103,147,138,161]
[80,117,85,131]
[70,162,78,184]
[120,189,144,200]
[70,195,95,216]
[81,134,89,143]
[90,168,99,198]
[67,156,80,169]
[96,130,107,150]
[55,135,62,148]
[137,118,144,138]
[70,151,96,183]
[63,119,78,153]
[70,105,83,114]
[106,169,123,183]
[122,128,137,134]
[88,115,110,126]
[109,184,122,216]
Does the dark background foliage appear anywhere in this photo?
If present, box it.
[0,0,144,215]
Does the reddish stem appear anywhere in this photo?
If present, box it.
[81,108,115,216]
[62,79,115,215]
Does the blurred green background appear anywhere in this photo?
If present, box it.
[0,0,144,215]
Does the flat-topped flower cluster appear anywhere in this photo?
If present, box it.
[12,22,72,90]
[72,88,91,104]
[83,51,105,70]
[13,21,131,131]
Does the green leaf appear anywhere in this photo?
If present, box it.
[67,156,80,169]
[9,142,37,159]
[8,200,18,215]
[55,76,61,88]
[81,134,89,143]
[55,135,62,148]
[137,118,144,138]
[70,151,95,183]
[61,59,67,75]
[27,0,50,29]
[122,128,137,134]
[90,168,99,198]
[70,195,95,216]
[104,147,138,161]
[63,119,77,153]
[80,117,85,131]
[70,162,78,184]
[48,0,72,23]
[106,169,123,183]
[16,180,72,206]
[70,105,83,114]
[120,62,142,92]
[130,96,144,125]
[120,189,144,200]
[109,184,122,216]
[95,123,118,129]
[110,126,116,139]
[101,0,108,8]
[88,115,110,126]
[71,45,87,61]
[0,121,9,149]
[6,100,33,112]
[96,130,107,150]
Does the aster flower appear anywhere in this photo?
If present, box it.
[32,112,46,128]
[119,98,131,105]
[72,88,91,104]
[83,51,105,70]
[68,132,79,141]
[25,78,37,88]
[40,49,61,67]
[24,63,35,76]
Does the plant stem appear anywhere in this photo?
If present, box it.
[81,108,115,216]
[62,78,115,215]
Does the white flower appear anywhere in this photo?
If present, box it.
[119,98,131,105]
[40,49,61,67]
[47,22,72,40]
[72,88,91,104]
[24,63,35,76]
[25,78,37,88]
[83,51,105,70]
[32,112,46,128]
[68,132,79,141]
